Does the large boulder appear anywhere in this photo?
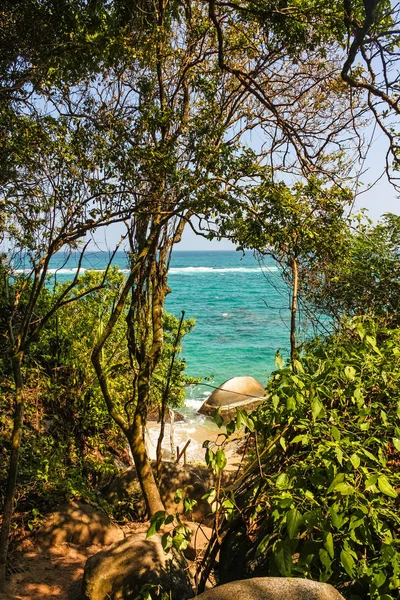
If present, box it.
[199,377,265,421]
[36,501,124,548]
[82,531,193,600]
[195,578,345,600]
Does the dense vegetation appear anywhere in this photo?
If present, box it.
[213,318,400,599]
[0,0,399,597]
[0,270,194,514]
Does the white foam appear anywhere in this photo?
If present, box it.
[13,267,87,275]
[169,266,279,274]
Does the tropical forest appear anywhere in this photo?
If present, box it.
[0,1,400,599]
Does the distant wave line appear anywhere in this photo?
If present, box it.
[12,265,279,275]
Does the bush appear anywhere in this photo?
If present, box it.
[224,318,400,599]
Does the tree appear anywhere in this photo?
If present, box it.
[84,0,267,516]
[207,0,400,186]
[0,103,138,590]
[301,212,400,327]
[218,178,351,365]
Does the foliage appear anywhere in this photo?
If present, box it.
[302,213,400,328]
[0,268,195,514]
[221,318,400,599]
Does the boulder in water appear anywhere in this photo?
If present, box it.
[198,376,265,421]
[195,577,345,600]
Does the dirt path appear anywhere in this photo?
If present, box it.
[6,524,148,600]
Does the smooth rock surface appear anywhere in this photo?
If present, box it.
[199,376,265,420]
[195,578,345,600]
[36,501,124,548]
[82,531,193,600]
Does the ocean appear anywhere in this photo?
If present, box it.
[17,249,296,459]
[19,249,293,401]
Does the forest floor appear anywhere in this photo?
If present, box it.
[5,522,148,600]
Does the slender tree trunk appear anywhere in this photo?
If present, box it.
[128,409,165,516]
[290,256,299,369]
[170,409,175,461]
[0,352,24,592]
[156,310,185,478]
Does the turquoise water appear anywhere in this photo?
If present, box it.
[20,250,292,396]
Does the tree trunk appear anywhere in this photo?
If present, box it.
[290,256,299,369]
[0,353,24,592]
[156,310,185,478]
[128,410,165,516]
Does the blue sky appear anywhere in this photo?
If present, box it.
[92,129,399,252]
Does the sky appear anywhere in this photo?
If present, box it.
[92,128,399,252]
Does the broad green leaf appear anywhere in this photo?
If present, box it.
[324,532,334,559]
[276,473,290,490]
[373,570,386,588]
[378,476,397,498]
[392,438,400,452]
[319,548,332,571]
[330,506,347,530]
[214,409,224,428]
[146,511,166,538]
[344,366,356,381]
[215,449,227,473]
[311,397,323,420]
[327,473,345,493]
[340,549,355,577]
[331,425,341,441]
[334,482,355,495]
[350,453,360,469]
[286,508,303,539]
[365,474,379,491]
[274,541,293,576]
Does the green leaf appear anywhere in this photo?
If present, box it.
[392,438,400,452]
[350,453,360,469]
[311,397,323,420]
[373,571,386,589]
[324,532,334,559]
[340,549,355,577]
[215,448,227,473]
[275,352,285,369]
[286,508,303,539]
[161,532,173,551]
[327,473,345,493]
[214,409,224,428]
[344,366,356,381]
[330,506,347,530]
[334,483,355,495]
[319,548,332,572]
[146,511,166,538]
[274,541,293,576]
[365,474,379,490]
[331,426,341,441]
[174,489,183,504]
[276,473,290,490]
[378,476,397,498]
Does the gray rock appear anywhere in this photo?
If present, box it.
[36,501,124,548]
[82,531,193,600]
[199,377,265,421]
[195,577,345,600]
